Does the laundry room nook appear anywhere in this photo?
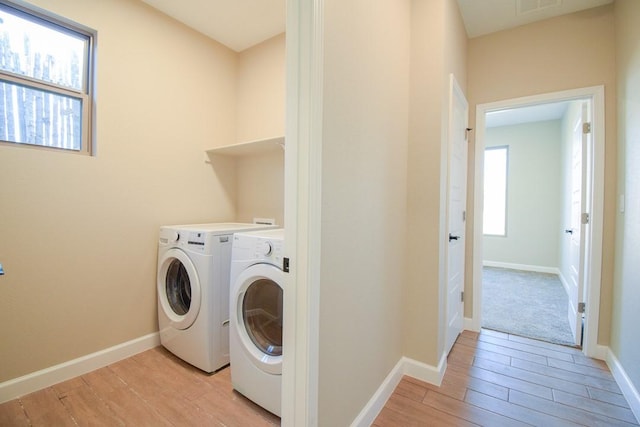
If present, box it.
[0,0,286,419]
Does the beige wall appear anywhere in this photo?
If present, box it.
[317,0,410,424]
[0,0,239,382]
[404,0,467,367]
[466,6,617,346]
[236,33,286,143]
[235,34,286,226]
[612,0,640,397]
[236,150,284,226]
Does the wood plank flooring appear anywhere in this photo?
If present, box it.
[1,329,637,426]
[374,329,639,427]
[0,346,280,426]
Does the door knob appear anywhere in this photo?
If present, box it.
[565,229,573,234]
[449,234,460,242]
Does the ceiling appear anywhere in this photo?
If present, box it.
[456,0,614,38]
[140,0,286,52]
[485,101,571,128]
[140,0,610,127]
[141,0,613,52]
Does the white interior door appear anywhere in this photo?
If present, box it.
[567,102,589,347]
[445,75,468,355]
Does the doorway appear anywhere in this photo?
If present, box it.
[480,100,582,346]
[472,86,605,358]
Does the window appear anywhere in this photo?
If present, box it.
[0,1,95,154]
[483,146,508,236]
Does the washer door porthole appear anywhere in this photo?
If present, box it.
[157,248,201,330]
[166,259,191,315]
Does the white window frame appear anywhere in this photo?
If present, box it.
[0,0,96,155]
[483,145,509,237]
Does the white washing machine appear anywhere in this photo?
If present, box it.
[229,228,285,417]
[157,222,275,373]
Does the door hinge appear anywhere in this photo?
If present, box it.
[465,127,473,141]
[462,210,466,222]
[461,291,464,302]
[578,302,586,314]
[283,257,290,273]
[583,122,592,134]
[581,213,590,225]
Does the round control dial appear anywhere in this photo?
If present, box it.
[168,231,180,243]
[260,241,273,256]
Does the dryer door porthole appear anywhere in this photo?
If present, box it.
[233,263,284,374]
[243,278,283,357]
[157,248,202,330]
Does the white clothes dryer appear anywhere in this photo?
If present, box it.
[157,222,275,373]
[229,228,285,417]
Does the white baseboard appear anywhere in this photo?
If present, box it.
[464,317,479,332]
[558,271,570,296]
[483,261,559,275]
[350,353,446,427]
[0,332,160,404]
[606,348,640,423]
[591,344,608,361]
[402,353,447,387]
[350,358,405,427]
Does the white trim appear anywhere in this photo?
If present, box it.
[593,344,608,361]
[607,349,640,423]
[582,86,605,359]
[350,355,447,427]
[558,271,570,296]
[402,353,448,387]
[349,359,405,427]
[473,86,605,359]
[0,333,159,404]
[282,0,324,425]
[472,106,486,335]
[464,317,479,332]
[482,260,560,275]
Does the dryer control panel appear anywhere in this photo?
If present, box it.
[232,229,285,267]
[251,238,283,265]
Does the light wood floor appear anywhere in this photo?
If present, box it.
[1,329,638,426]
[374,329,639,426]
[0,346,280,426]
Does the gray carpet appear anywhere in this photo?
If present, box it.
[482,267,576,346]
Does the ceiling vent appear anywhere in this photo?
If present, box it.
[517,0,562,15]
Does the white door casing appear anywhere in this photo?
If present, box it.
[445,74,468,355]
[473,86,605,359]
[282,0,324,425]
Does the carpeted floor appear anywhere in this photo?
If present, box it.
[482,266,576,346]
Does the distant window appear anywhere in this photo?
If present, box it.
[483,146,508,236]
[0,1,95,154]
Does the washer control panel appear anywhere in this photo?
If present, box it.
[158,228,223,253]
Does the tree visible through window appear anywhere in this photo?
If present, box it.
[483,146,508,236]
[0,2,95,154]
